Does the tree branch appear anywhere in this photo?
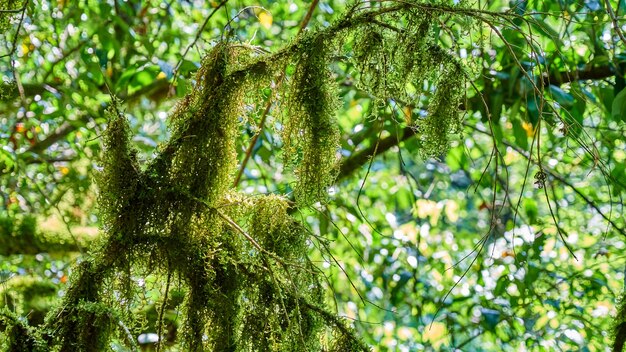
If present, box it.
[0,226,97,256]
[25,118,86,155]
[542,65,616,86]
[337,126,416,181]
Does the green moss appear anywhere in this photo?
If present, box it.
[0,214,95,255]
[0,309,43,352]
[418,48,465,158]
[353,27,386,95]
[0,0,22,32]
[249,195,305,258]
[613,293,626,352]
[283,35,340,206]
[0,277,58,326]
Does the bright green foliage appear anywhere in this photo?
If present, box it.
[0,215,36,254]
[0,1,23,100]
[0,214,92,255]
[0,276,57,326]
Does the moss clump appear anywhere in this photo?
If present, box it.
[0,309,43,352]
[417,46,465,158]
[96,102,142,233]
[0,276,58,327]
[353,27,387,96]
[0,0,23,32]
[613,293,626,352]
[249,194,305,258]
[349,8,465,158]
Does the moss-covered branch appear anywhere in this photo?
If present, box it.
[0,2,511,350]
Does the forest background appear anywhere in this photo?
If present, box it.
[1,0,626,351]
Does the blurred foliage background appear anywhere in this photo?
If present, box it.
[1,0,626,350]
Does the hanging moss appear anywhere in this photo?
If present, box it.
[32,41,364,351]
[353,27,387,96]
[283,34,340,206]
[97,101,142,233]
[10,3,477,351]
[418,46,465,158]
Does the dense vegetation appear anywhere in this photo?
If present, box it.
[1,0,625,351]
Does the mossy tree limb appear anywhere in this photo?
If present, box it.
[12,2,496,350]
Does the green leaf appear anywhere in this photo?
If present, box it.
[612,87,626,122]
[115,64,141,91]
[494,276,508,296]
[490,91,504,121]
[134,70,154,86]
[526,98,540,126]
[549,86,574,107]
[127,66,160,95]
[481,308,501,330]
[511,114,529,150]
[446,146,464,172]
[611,163,626,195]
[0,148,16,174]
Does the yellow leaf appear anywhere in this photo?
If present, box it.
[549,318,559,329]
[522,121,534,137]
[397,327,416,340]
[258,11,273,29]
[157,71,167,80]
[21,44,30,55]
[445,200,459,222]
[424,322,447,348]
[402,106,412,124]
[413,199,437,219]
[15,123,26,133]
[60,167,70,175]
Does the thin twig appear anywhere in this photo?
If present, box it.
[604,0,626,47]
[472,125,626,238]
